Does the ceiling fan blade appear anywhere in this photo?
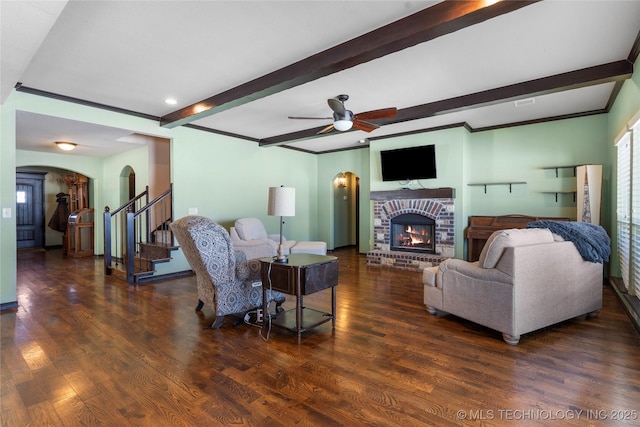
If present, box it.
[317,124,335,134]
[354,107,397,120]
[352,120,380,133]
[288,116,332,120]
[327,98,346,115]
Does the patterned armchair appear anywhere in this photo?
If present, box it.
[170,216,286,329]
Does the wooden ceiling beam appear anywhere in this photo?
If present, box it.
[394,60,633,123]
[259,60,633,146]
[160,0,540,128]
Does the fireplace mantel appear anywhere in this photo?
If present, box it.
[370,187,455,201]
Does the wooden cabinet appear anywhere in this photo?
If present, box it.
[66,208,94,258]
[64,173,94,257]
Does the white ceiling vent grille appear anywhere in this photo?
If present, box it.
[514,98,536,107]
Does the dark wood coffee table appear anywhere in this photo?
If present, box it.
[260,253,338,341]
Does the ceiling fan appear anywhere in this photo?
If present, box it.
[288,94,397,134]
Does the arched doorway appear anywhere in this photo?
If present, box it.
[15,167,95,251]
[120,166,136,206]
[332,171,359,251]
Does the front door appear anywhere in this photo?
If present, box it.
[16,172,46,249]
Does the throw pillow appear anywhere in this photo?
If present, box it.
[235,218,268,241]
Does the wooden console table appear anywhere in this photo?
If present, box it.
[466,214,570,261]
[260,253,338,341]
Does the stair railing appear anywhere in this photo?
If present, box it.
[104,184,173,283]
[104,186,149,276]
[126,185,174,283]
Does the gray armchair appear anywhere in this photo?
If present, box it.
[170,216,286,329]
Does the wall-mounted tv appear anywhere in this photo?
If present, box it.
[380,144,437,182]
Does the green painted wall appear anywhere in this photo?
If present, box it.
[169,125,317,237]
[102,145,151,210]
[467,115,609,218]
[167,125,318,272]
[0,100,17,305]
[317,148,371,251]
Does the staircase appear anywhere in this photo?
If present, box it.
[104,185,179,284]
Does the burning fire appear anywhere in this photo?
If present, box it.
[403,226,431,246]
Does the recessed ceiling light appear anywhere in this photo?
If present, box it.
[192,103,211,114]
[165,98,177,105]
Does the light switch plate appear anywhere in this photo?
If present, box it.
[188,208,198,215]
[2,208,11,218]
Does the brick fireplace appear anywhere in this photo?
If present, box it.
[367,188,455,271]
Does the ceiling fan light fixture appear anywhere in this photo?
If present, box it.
[290,95,396,134]
[334,119,353,131]
[333,109,354,131]
[55,141,77,151]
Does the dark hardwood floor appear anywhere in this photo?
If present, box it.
[2,247,640,426]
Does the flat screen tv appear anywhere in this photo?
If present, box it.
[380,144,437,181]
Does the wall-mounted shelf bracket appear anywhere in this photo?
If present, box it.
[468,182,526,194]
[542,165,578,177]
[540,191,577,203]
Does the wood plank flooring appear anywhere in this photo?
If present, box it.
[2,247,640,426]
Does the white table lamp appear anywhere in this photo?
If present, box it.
[268,186,295,263]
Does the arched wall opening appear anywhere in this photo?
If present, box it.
[332,171,359,250]
[16,165,96,249]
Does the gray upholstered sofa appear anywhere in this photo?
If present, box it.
[423,227,604,344]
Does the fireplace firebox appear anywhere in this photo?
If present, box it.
[390,213,435,253]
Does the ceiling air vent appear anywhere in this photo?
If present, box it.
[514,98,535,107]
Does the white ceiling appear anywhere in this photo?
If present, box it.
[3,1,640,156]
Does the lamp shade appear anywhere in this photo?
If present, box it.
[268,186,295,217]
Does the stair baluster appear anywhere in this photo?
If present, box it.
[104,184,175,284]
